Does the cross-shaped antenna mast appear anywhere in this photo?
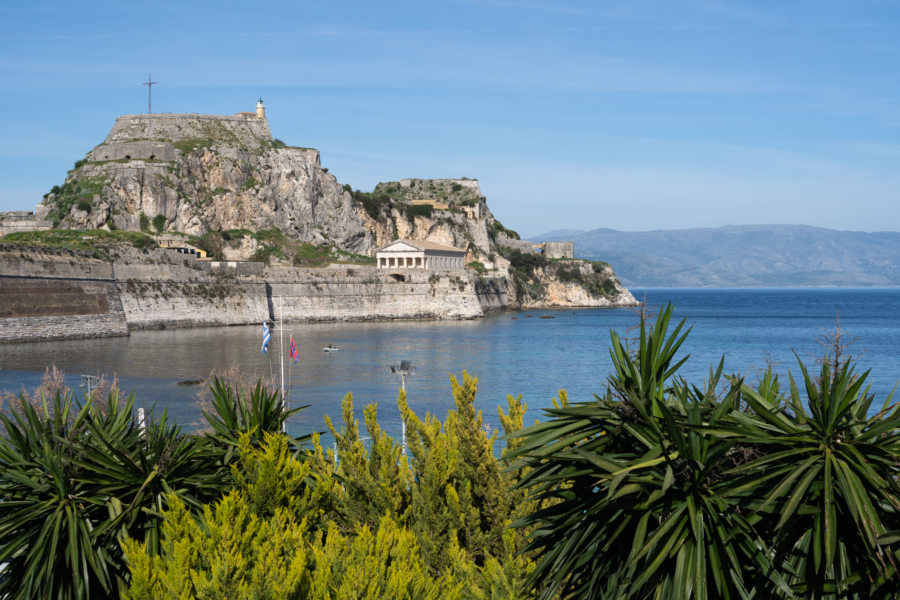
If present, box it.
[143,72,157,114]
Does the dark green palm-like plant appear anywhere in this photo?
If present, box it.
[512,305,900,599]
[0,389,228,599]
[731,360,900,598]
[0,391,117,600]
[202,376,309,458]
[0,377,307,600]
[511,305,777,599]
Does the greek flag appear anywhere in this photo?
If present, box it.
[261,320,271,354]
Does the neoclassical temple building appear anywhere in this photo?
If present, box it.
[375,239,466,271]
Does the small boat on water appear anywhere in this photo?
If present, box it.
[323,345,340,352]
[540,314,556,319]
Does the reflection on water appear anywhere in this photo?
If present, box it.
[4,288,900,439]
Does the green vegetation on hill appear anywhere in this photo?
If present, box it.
[501,248,547,302]
[172,138,214,154]
[373,179,484,206]
[349,190,393,220]
[41,176,111,226]
[499,247,621,302]
[490,219,520,240]
[188,228,373,266]
[0,229,156,260]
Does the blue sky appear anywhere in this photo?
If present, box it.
[1,0,899,237]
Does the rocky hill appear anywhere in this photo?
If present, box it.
[32,107,634,309]
[38,112,373,253]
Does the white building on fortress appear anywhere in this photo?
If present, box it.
[375,239,466,271]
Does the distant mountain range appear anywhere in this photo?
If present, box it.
[531,225,900,287]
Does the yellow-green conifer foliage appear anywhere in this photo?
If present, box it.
[124,377,537,599]
[400,372,509,568]
[307,517,452,599]
[325,395,414,531]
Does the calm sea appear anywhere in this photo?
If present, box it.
[2,288,900,439]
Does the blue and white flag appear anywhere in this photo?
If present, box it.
[261,320,271,354]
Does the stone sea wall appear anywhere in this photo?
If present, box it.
[0,251,502,343]
[474,277,511,312]
[115,265,488,329]
[0,277,128,343]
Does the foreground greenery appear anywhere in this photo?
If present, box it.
[0,373,531,599]
[3,305,900,599]
[510,305,900,599]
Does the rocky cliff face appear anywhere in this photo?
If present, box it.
[38,113,375,253]
[34,111,635,309]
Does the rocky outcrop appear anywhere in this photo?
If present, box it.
[32,109,635,310]
[524,262,636,308]
[38,113,375,253]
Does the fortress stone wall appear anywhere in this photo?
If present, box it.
[397,178,481,191]
[0,212,52,236]
[494,234,534,254]
[542,242,575,259]
[0,250,507,343]
[103,113,272,146]
[0,277,128,343]
[87,112,272,164]
[88,141,175,162]
[494,235,575,259]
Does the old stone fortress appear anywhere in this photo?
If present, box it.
[0,99,633,343]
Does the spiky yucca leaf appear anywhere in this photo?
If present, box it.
[729,360,900,598]
[510,305,777,600]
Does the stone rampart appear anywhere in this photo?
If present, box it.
[269,268,483,321]
[103,114,272,147]
[494,234,534,254]
[1,254,114,279]
[542,241,575,259]
[474,276,509,312]
[1,252,493,343]
[495,237,575,259]
[0,277,128,343]
[116,279,269,329]
[88,141,175,162]
[0,212,53,236]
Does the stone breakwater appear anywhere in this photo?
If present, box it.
[0,249,514,343]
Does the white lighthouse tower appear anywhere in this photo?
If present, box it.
[256,98,266,119]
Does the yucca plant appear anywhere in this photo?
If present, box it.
[76,397,227,559]
[0,390,119,600]
[513,305,900,599]
[731,360,900,598]
[0,377,300,600]
[202,376,309,457]
[510,304,780,599]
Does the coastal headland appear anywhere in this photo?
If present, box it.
[0,103,635,343]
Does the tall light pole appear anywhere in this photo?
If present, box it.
[80,374,98,397]
[391,360,414,455]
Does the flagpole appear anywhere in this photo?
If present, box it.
[279,296,286,433]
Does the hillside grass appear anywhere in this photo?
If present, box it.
[0,229,156,260]
[42,176,111,226]
[188,228,374,266]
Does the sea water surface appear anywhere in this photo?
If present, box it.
[2,288,900,439]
